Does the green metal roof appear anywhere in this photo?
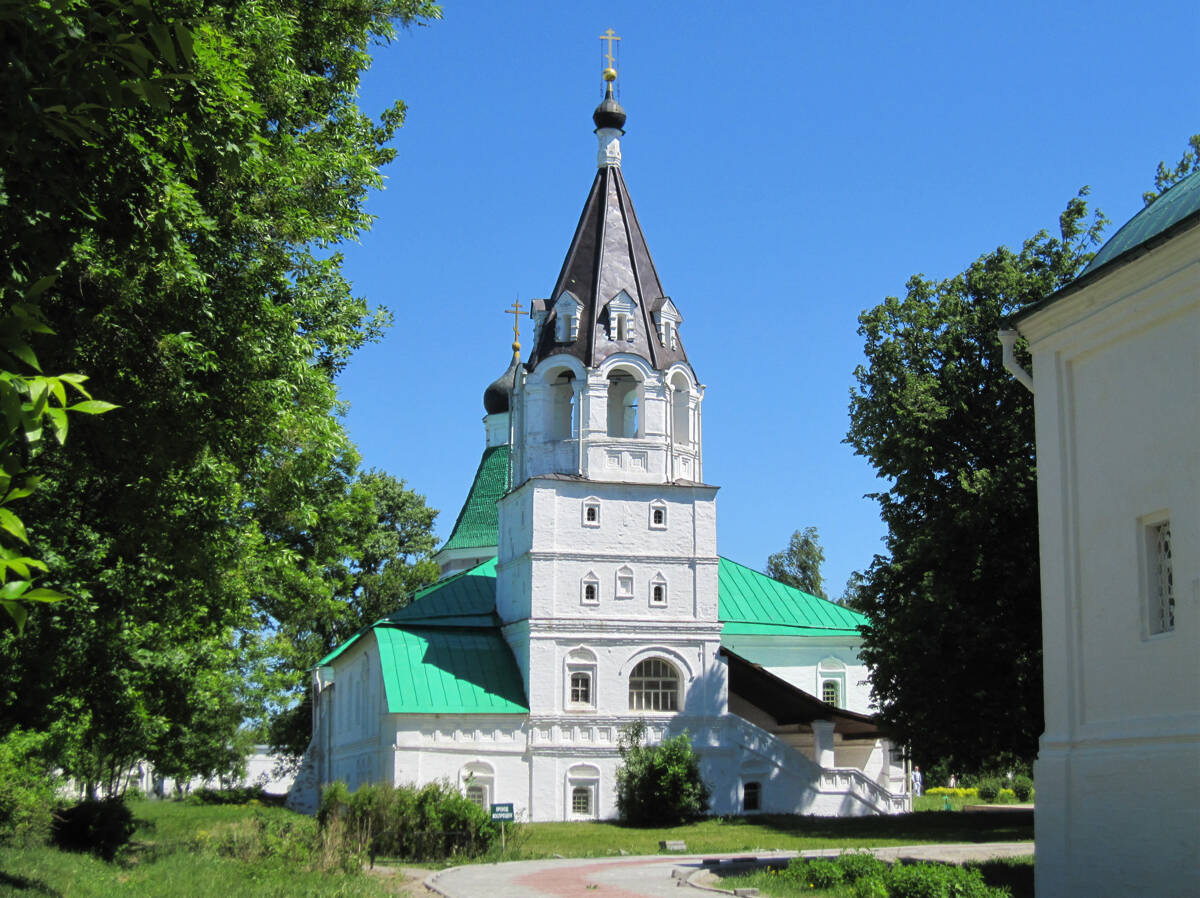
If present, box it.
[375,625,528,714]
[383,557,500,627]
[717,557,868,636]
[440,445,509,553]
[316,555,867,714]
[1083,168,1200,275]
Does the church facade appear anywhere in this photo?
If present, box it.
[288,74,907,822]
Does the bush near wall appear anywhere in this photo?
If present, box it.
[317,781,503,863]
[926,785,1032,803]
[0,729,59,846]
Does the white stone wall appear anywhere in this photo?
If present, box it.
[1018,225,1200,896]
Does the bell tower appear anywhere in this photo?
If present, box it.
[496,46,724,730]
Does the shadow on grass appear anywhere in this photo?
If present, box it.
[0,870,64,897]
[729,810,1033,843]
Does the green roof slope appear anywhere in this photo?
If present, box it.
[440,445,509,553]
[383,557,500,627]
[717,557,868,636]
[375,626,528,714]
[1083,168,1200,276]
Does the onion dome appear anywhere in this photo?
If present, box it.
[592,82,626,131]
[483,355,520,414]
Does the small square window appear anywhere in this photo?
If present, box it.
[649,501,667,530]
[583,500,601,528]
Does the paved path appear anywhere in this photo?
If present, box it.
[424,843,1034,897]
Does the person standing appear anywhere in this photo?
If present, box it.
[911,766,923,796]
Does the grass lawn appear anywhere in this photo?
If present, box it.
[0,800,398,898]
[512,809,1032,859]
[0,800,1032,897]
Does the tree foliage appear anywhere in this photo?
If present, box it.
[1142,134,1200,206]
[615,721,710,826]
[766,526,827,597]
[845,191,1107,773]
[0,0,440,790]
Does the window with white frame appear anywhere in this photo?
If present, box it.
[1144,515,1176,636]
[460,761,494,810]
[654,299,681,350]
[582,498,601,527]
[606,291,637,343]
[565,648,597,711]
[566,764,600,819]
[649,573,667,607]
[817,657,846,708]
[628,657,680,711]
[649,499,667,529]
[615,565,634,600]
[581,572,600,605]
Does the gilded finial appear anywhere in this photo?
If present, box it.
[506,298,524,359]
[599,29,621,83]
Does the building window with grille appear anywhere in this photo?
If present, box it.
[581,572,600,606]
[570,672,591,705]
[649,573,667,607]
[628,658,680,711]
[572,786,592,815]
[649,500,667,529]
[583,498,601,527]
[1145,516,1176,635]
[822,680,840,706]
[742,781,761,812]
[465,784,486,808]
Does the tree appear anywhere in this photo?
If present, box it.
[845,190,1107,773]
[1142,134,1200,206]
[614,721,710,826]
[0,0,441,790]
[766,526,826,597]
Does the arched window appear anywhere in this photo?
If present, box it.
[649,573,667,607]
[581,572,600,605]
[649,499,667,529]
[742,781,761,812]
[670,372,691,444]
[628,658,680,711]
[606,371,639,437]
[460,761,494,809]
[549,371,575,439]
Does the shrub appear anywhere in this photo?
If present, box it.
[189,785,268,805]
[802,858,845,888]
[926,787,978,798]
[853,875,890,898]
[0,729,58,847]
[975,778,1001,802]
[318,780,501,863]
[886,862,1005,898]
[837,851,889,883]
[615,721,710,826]
[1011,775,1034,802]
[51,798,135,861]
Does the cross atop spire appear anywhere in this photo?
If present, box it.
[599,28,621,81]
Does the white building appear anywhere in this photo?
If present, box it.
[1007,169,1200,896]
[288,73,906,822]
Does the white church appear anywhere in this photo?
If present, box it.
[288,66,908,822]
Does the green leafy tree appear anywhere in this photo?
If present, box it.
[0,0,440,790]
[615,721,710,826]
[766,526,826,597]
[845,191,1107,773]
[1142,134,1200,206]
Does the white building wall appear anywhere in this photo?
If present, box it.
[1019,227,1200,897]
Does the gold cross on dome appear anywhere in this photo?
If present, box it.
[506,298,524,354]
[599,28,621,71]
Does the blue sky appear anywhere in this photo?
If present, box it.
[335,1,1198,596]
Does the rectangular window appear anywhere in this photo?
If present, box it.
[572,786,592,815]
[1146,518,1175,635]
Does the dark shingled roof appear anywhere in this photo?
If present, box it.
[525,106,692,377]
